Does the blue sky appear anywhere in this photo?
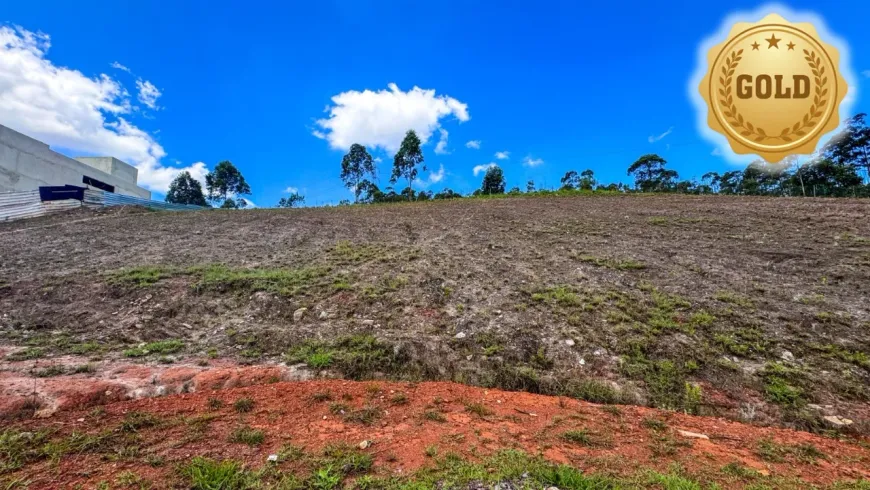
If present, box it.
[2,1,869,206]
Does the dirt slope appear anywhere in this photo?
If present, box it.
[3,377,870,489]
[0,194,869,487]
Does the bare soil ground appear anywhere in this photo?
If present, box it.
[1,195,869,487]
[3,378,870,489]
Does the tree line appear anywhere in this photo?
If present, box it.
[166,113,870,207]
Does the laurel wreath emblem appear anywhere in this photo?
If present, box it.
[717,48,828,143]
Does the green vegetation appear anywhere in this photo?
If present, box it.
[713,291,754,309]
[330,240,387,264]
[119,412,160,433]
[31,365,66,377]
[463,402,493,418]
[561,429,592,446]
[311,391,333,403]
[285,335,409,380]
[107,265,180,287]
[810,343,870,369]
[760,363,806,407]
[6,347,44,361]
[192,264,326,296]
[756,438,826,464]
[575,254,646,270]
[233,397,255,413]
[424,410,447,423]
[123,339,185,358]
[531,285,581,306]
[182,457,251,490]
[713,326,767,357]
[229,426,265,446]
[343,407,381,426]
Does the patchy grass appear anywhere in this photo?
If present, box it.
[285,335,409,380]
[311,391,333,403]
[464,402,493,418]
[191,264,327,297]
[756,438,826,464]
[181,457,251,490]
[31,365,66,377]
[810,343,870,369]
[571,379,623,405]
[575,254,646,270]
[329,240,388,264]
[424,410,447,423]
[562,429,592,446]
[713,291,755,309]
[531,286,581,306]
[119,411,160,433]
[344,406,382,426]
[760,363,806,407]
[233,397,255,413]
[228,426,265,446]
[123,339,184,358]
[713,326,768,357]
[107,265,179,287]
[6,347,45,361]
[320,442,373,475]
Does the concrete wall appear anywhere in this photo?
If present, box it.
[0,124,151,199]
[73,157,139,185]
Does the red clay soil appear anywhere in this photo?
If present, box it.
[5,375,870,489]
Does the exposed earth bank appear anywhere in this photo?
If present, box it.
[1,363,869,489]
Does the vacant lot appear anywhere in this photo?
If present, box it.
[1,194,869,436]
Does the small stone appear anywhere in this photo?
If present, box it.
[677,430,709,440]
[359,440,372,449]
[466,355,473,361]
[564,339,575,346]
[823,415,853,427]
[578,358,585,366]
[319,311,328,319]
[293,307,307,322]
[267,454,278,462]
[454,332,467,339]
[807,403,824,411]
[361,319,375,326]
[781,350,794,362]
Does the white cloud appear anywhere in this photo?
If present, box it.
[522,155,544,167]
[414,163,446,187]
[465,140,481,149]
[434,128,450,155]
[473,162,497,176]
[110,61,131,73]
[648,127,673,143]
[494,151,510,160]
[313,83,469,153]
[0,25,203,193]
[284,186,299,194]
[136,79,162,110]
[428,163,445,183]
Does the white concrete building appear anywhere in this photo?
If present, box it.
[0,124,151,199]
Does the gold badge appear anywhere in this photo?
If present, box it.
[699,13,848,162]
